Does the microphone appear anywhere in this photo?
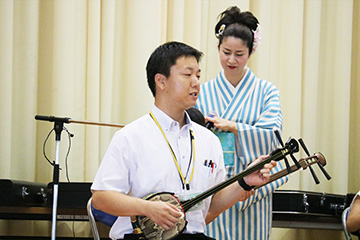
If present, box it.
[205,111,217,130]
[186,108,206,127]
[35,115,71,123]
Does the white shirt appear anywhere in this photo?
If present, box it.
[91,105,225,239]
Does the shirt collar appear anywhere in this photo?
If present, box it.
[151,105,193,134]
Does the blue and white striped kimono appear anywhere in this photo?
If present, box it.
[195,68,288,240]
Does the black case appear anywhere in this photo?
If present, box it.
[273,190,348,217]
[47,182,92,208]
[0,179,47,207]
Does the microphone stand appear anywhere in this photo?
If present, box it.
[51,119,63,240]
[34,115,124,240]
[34,116,68,240]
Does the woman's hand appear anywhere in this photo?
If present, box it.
[239,190,254,201]
[205,116,238,136]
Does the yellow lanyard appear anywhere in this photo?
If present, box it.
[150,112,195,190]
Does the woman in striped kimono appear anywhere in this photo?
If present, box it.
[195,6,288,240]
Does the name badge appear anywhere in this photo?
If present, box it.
[177,192,204,212]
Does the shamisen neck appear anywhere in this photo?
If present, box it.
[181,146,293,212]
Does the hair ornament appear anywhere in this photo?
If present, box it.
[215,24,226,39]
[252,23,262,53]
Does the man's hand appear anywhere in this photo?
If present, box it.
[92,190,183,230]
[145,201,184,230]
[243,155,276,187]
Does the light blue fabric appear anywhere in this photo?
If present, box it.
[195,68,288,240]
[213,132,235,166]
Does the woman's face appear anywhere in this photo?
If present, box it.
[218,36,250,80]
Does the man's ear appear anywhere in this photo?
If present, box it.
[155,73,166,90]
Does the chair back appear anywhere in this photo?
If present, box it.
[343,207,353,240]
[87,197,118,240]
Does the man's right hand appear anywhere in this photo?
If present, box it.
[145,200,184,230]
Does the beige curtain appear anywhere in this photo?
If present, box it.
[0,0,358,239]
